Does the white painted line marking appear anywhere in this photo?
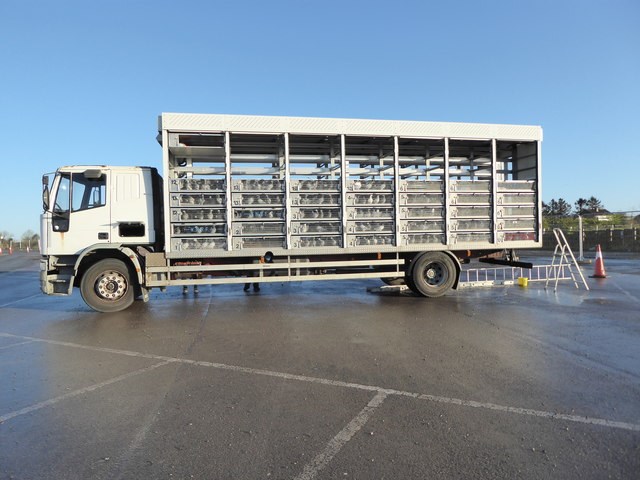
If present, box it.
[0,293,42,309]
[0,333,180,363]
[107,402,164,478]
[1,332,639,432]
[0,340,34,350]
[0,333,382,391]
[0,361,171,424]
[393,391,640,432]
[611,280,640,304]
[202,285,214,318]
[294,391,388,480]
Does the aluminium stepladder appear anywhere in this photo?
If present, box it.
[546,228,589,292]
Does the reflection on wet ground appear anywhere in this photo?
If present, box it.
[0,252,638,479]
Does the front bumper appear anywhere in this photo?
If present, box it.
[39,258,73,295]
[39,259,49,294]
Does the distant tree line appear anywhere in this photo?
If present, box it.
[541,197,640,231]
[542,196,605,216]
[0,230,40,249]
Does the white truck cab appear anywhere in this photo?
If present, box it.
[40,166,161,303]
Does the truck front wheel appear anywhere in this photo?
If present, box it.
[80,259,135,312]
[409,252,457,297]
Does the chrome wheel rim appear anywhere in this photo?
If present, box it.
[95,270,127,301]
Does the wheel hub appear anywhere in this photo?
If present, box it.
[95,271,127,300]
[423,262,445,286]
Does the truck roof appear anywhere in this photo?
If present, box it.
[159,113,542,142]
[56,166,154,172]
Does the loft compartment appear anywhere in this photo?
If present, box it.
[170,178,225,192]
[450,180,491,193]
[399,207,444,219]
[291,236,342,248]
[400,180,443,192]
[291,179,340,192]
[347,179,393,191]
[171,208,226,222]
[291,222,342,234]
[170,193,225,207]
[233,208,285,221]
[231,179,285,192]
[172,223,226,236]
[348,207,395,220]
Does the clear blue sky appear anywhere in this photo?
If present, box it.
[1,0,638,238]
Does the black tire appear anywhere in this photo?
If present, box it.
[404,257,418,293]
[382,277,406,286]
[80,259,135,312]
[409,252,457,297]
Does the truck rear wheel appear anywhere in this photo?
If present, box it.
[408,252,456,297]
[80,259,135,312]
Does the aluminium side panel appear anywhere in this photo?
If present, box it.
[393,137,400,246]
[444,138,450,245]
[491,139,498,244]
[340,134,347,249]
[161,129,172,259]
[537,140,543,245]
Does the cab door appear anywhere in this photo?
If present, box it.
[109,169,154,245]
[47,170,112,255]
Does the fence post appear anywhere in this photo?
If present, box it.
[578,215,584,261]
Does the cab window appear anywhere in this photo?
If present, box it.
[72,174,106,212]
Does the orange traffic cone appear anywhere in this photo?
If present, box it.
[0,247,3,255]
[591,244,607,278]
[9,246,13,254]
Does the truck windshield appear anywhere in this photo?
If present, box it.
[54,174,70,213]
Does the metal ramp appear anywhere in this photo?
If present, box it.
[459,263,574,288]
[460,228,589,291]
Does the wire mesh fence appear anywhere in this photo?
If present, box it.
[543,210,640,254]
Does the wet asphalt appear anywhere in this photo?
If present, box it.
[0,251,638,479]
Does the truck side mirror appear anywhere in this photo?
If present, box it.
[51,174,70,232]
[43,187,50,211]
